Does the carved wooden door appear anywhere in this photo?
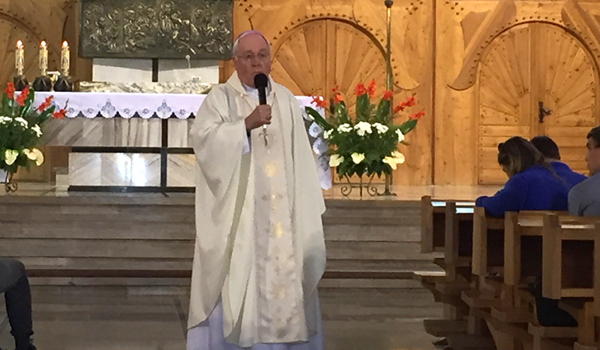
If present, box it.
[270,19,387,112]
[478,23,598,185]
[270,19,388,184]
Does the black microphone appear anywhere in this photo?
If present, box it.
[254,73,268,105]
[254,73,269,146]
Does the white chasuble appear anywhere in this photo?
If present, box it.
[253,96,306,342]
[187,72,326,348]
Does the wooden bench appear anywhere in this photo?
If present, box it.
[421,195,475,254]
[444,202,476,282]
[541,214,600,349]
[471,206,505,291]
[542,213,598,300]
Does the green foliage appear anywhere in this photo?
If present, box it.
[305,83,423,179]
[0,83,59,174]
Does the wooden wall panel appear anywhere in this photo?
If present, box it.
[437,0,600,185]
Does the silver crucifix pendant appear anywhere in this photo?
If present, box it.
[260,126,270,150]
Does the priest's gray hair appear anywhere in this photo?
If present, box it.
[232,30,271,56]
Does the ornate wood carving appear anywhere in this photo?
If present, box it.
[477,23,597,184]
[450,0,517,91]
[562,0,600,64]
[79,0,233,59]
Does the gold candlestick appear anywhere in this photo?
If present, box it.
[39,41,48,76]
[15,40,24,76]
[61,41,70,76]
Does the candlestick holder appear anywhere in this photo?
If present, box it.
[13,75,28,91]
[32,76,52,92]
[53,75,74,92]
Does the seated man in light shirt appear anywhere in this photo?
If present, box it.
[568,126,600,216]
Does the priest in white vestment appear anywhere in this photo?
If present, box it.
[186,30,326,350]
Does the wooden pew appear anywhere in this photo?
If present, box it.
[489,212,595,350]
[540,214,600,350]
[443,201,476,283]
[542,213,598,300]
[420,195,475,254]
[471,206,506,291]
[501,211,563,314]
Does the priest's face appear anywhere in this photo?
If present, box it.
[233,34,272,88]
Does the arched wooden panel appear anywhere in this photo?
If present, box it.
[271,19,387,112]
[478,22,598,185]
[536,25,598,175]
[478,25,533,185]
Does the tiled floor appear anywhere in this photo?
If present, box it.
[0,283,444,350]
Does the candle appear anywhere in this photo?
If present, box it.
[39,41,48,76]
[61,41,70,76]
[15,40,24,76]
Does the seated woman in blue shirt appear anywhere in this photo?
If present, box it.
[476,137,577,327]
[476,136,571,217]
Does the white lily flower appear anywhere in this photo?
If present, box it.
[392,151,406,164]
[354,122,372,137]
[14,117,28,127]
[373,123,389,134]
[337,123,352,133]
[323,129,334,140]
[4,149,18,165]
[31,124,42,137]
[351,153,365,164]
[23,149,36,161]
[396,129,405,142]
[329,154,344,167]
[383,151,406,170]
[29,148,44,166]
[383,156,399,170]
[0,116,11,124]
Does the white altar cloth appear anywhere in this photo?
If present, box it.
[31,92,316,120]
[30,91,331,189]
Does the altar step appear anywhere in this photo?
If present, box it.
[0,196,440,285]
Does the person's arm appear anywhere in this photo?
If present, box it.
[475,175,528,217]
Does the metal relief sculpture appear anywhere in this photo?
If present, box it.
[80,0,233,59]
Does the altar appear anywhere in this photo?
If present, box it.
[34,91,323,192]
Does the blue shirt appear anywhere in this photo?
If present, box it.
[476,165,570,217]
[551,161,586,190]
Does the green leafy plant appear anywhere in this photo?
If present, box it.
[305,80,424,178]
[0,82,66,175]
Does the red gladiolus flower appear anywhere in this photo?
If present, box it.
[394,103,404,113]
[5,82,15,99]
[311,96,328,108]
[383,90,394,101]
[334,92,343,104]
[354,83,366,96]
[409,110,425,120]
[52,108,66,119]
[15,85,29,106]
[404,95,416,107]
[331,85,339,93]
[367,79,376,98]
[37,95,54,112]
